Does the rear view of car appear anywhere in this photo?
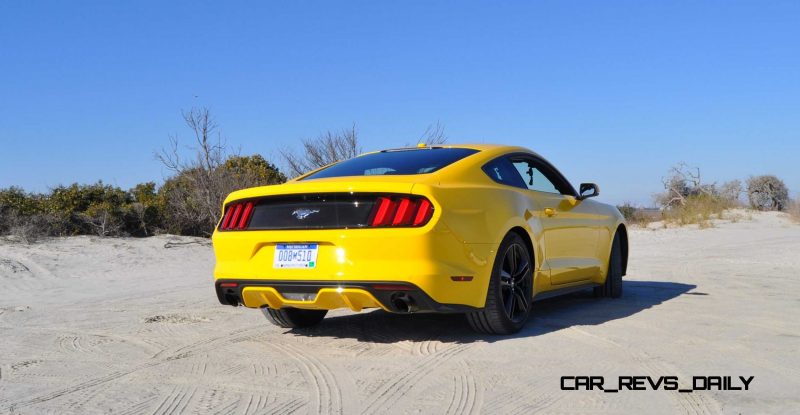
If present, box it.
[212,147,493,327]
[212,144,627,334]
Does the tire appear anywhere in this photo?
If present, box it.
[594,232,623,298]
[261,307,327,328]
[467,232,533,334]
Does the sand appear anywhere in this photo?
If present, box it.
[1,211,798,414]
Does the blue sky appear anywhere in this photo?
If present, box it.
[1,1,798,205]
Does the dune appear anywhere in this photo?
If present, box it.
[0,211,798,414]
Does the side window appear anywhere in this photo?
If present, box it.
[510,157,575,196]
[511,160,560,193]
[481,157,527,189]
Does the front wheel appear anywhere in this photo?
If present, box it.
[261,307,327,328]
[466,233,533,334]
[594,232,623,298]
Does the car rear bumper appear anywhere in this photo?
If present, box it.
[215,279,478,313]
[212,225,497,309]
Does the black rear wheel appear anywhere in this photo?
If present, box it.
[467,233,533,334]
[261,307,327,328]
[594,232,623,298]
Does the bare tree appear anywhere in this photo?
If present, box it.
[718,180,743,204]
[156,107,286,236]
[156,108,230,234]
[418,121,448,145]
[156,108,226,174]
[281,125,361,177]
[656,162,715,207]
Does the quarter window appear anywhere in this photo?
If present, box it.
[481,157,527,189]
[511,160,560,194]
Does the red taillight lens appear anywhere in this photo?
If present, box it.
[219,201,256,231]
[229,204,243,227]
[412,199,433,226]
[370,197,396,227]
[237,202,254,229]
[392,198,417,226]
[368,196,434,227]
[220,205,235,229]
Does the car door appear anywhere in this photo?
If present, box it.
[509,155,602,285]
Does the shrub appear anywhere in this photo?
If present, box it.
[746,175,789,211]
[617,203,637,222]
[655,162,714,208]
[223,155,287,186]
[663,193,734,227]
[617,203,660,227]
[158,156,286,236]
[0,187,43,216]
[128,182,161,236]
[1,187,49,240]
[43,182,132,236]
[0,182,167,239]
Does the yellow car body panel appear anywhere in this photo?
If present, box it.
[241,286,388,312]
[212,144,626,312]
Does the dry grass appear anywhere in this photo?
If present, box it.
[786,199,800,223]
[663,194,734,228]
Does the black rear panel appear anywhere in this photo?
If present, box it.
[244,193,379,230]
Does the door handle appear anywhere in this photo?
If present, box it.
[544,208,557,217]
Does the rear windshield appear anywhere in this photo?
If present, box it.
[302,148,479,180]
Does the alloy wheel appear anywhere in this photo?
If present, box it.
[499,243,532,323]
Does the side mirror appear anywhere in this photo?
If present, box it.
[578,183,599,200]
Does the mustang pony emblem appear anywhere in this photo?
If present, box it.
[292,208,320,220]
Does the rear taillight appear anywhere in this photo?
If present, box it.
[218,201,255,231]
[368,196,434,227]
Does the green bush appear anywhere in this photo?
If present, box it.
[157,155,286,236]
[1,181,168,239]
[0,187,44,216]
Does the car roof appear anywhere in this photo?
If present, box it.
[290,143,546,183]
[361,143,540,158]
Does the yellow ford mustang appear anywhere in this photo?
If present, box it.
[212,144,628,334]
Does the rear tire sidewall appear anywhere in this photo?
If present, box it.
[467,232,533,334]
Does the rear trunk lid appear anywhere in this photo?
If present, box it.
[219,177,428,231]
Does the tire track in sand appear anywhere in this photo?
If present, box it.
[150,385,197,415]
[568,326,722,415]
[360,343,472,415]
[444,361,482,415]
[0,325,265,412]
[266,342,343,415]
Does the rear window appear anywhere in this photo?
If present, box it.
[302,148,479,180]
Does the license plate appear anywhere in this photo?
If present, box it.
[273,244,318,269]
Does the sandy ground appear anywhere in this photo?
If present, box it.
[1,211,798,414]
